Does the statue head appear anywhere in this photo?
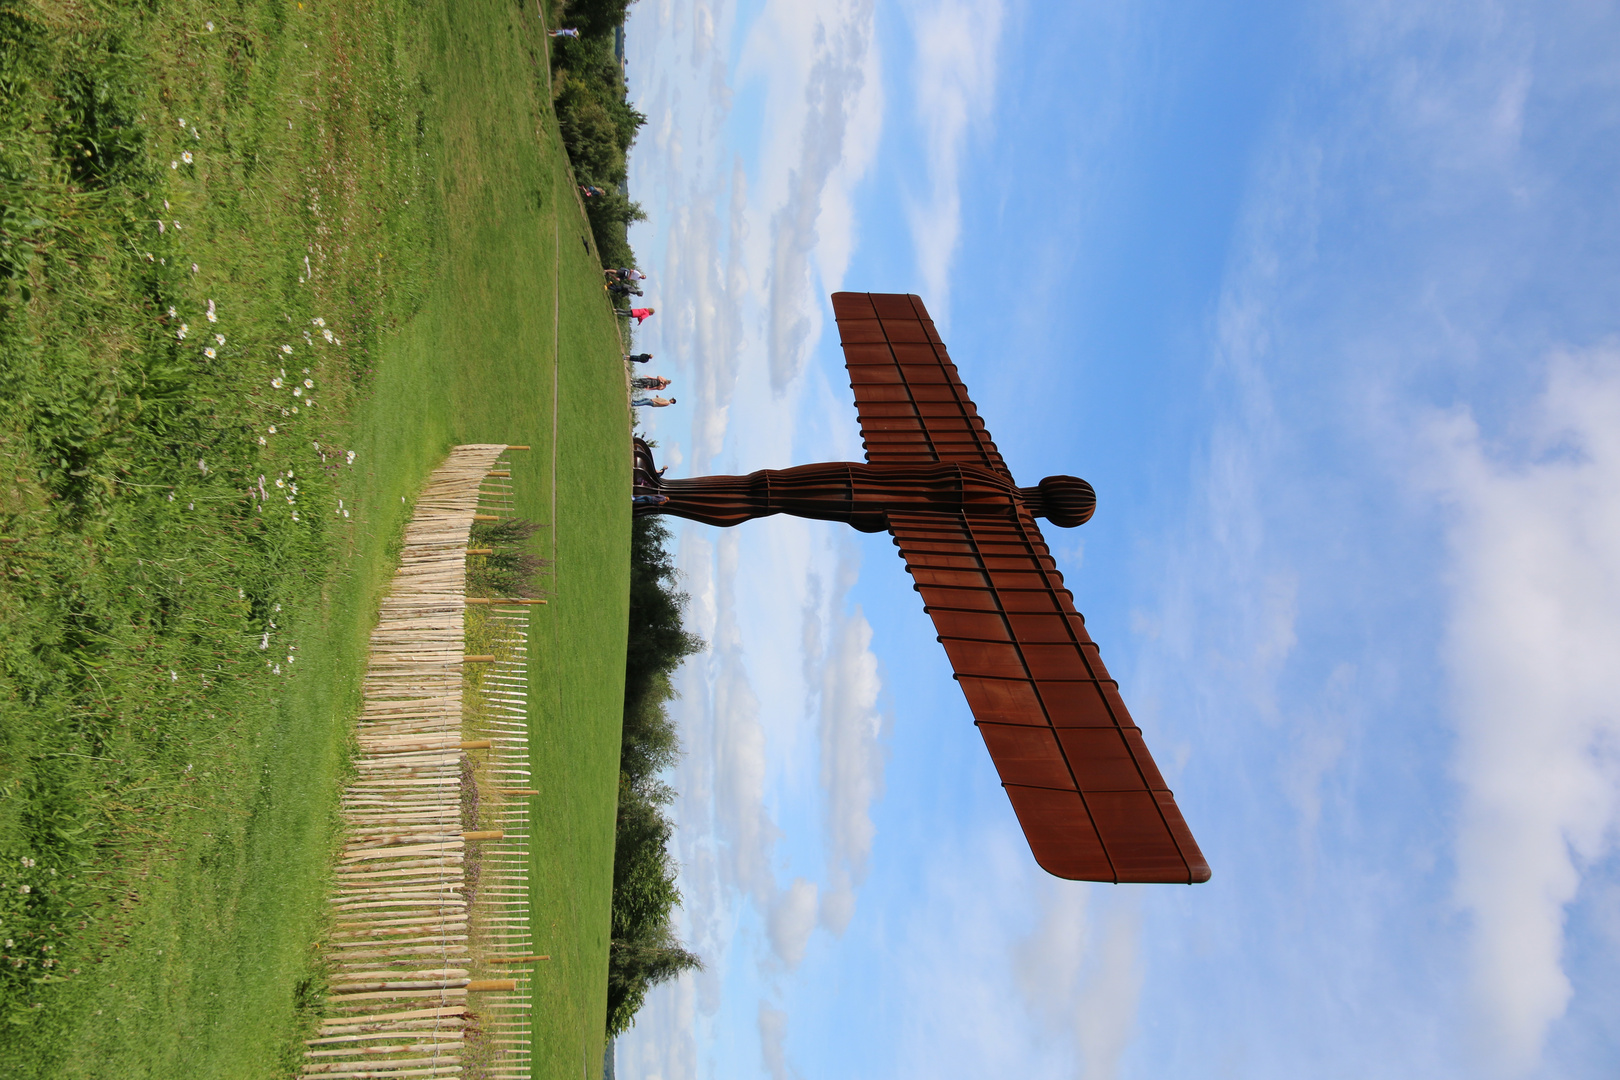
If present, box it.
[1020,475,1096,528]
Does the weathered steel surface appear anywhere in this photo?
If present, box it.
[633,292,1210,884]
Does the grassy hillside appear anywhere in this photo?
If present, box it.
[0,0,628,1075]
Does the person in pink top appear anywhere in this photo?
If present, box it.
[614,306,656,324]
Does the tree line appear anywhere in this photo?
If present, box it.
[549,0,648,270]
[608,514,704,1035]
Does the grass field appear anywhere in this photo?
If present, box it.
[0,1,628,1076]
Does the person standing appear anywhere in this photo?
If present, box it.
[630,376,671,390]
[615,307,656,324]
[625,353,654,364]
[631,395,676,408]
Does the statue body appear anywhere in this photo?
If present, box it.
[632,441,1096,533]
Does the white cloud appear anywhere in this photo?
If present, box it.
[1014,881,1145,1080]
[902,0,1004,320]
[767,877,821,968]
[753,0,881,390]
[816,556,888,933]
[758,1001,794,1080]
[1427,345,1620,1075]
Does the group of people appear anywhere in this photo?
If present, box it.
[605,266,645,300]
[603,267,656,324]
[626,353,675,408]
[628,362,673,506]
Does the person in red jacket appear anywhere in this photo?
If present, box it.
[615,307,656,324]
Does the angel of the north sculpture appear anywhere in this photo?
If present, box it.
[633,292,1210,885]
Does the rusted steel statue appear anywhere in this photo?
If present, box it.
[634,293,1209,885]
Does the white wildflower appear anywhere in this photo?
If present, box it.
[345,450,355,464]
[197,459,206,473]
[169,670,177,682]
[281,344,293,354]
[157,219,165,233]
[271,377,283,388]
[167,306,177,318]
[259,633,269,650]
[293,386,302,397]
[342,509,349,518]
[170,160,178,169]
[290,512,298,521]
[18,885,29,895]
[268,425,276,434]
[258,436,266,445]
[178,118,186,127]
[238,588,244,598]
[206,299,216,322]
[214,334,225,345]
[275,478,285,488]
[191,263,199,274]
[206,20,214,31]
[273,664,281,675]
[312,317,325,327]
[177,323,187,339]
[321,328,333,343]
[304,378,313,388]
[182,151,192,164]
[204,347,215,359]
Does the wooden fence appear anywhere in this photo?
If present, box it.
[304,445,539,1079]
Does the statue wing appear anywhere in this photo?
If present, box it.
[887,508,1210,883]
[832,292,1014,475]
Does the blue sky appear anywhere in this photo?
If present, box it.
[613,1,1620,1077]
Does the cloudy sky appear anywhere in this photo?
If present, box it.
[613,1,1620,1077]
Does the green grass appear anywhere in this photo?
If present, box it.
[0,0,629,1075]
